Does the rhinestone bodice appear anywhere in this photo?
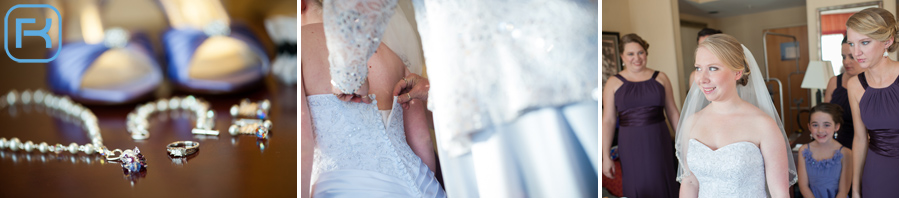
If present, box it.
[307,95,426,196]
[687,139,767,197]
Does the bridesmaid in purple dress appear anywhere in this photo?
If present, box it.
[602,33,680,197]
[845,8,899,198]
[825,34,866,148]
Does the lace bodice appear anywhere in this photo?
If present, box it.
[411,0,599,156]
[323,0,398,94]
[687,139,766,197]
[307,95,427,197]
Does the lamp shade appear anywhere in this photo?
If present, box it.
[802,61,834,89]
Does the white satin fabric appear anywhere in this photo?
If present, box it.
[437,102,598,197]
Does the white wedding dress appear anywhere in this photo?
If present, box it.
[307,95,446,198]
[687,139,766,197]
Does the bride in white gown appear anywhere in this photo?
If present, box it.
[300,0,445,197]
[675,34,797,197]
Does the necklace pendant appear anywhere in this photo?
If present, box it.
[107,147,147,174]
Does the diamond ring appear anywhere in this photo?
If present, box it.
[166,141,199,157]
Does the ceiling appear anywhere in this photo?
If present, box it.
[679,0,807,18]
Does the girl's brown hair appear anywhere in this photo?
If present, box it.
[810,103,844,126]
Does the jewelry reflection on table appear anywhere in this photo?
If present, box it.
[0,149,105,164]
[169,152,198,165]
[257,139,267,153]
[108,158,148,186]
[229,99,272,140]
[229,135,269,152]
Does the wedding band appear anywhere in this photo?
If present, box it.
[407,93,412,100]
[402,78,409,87]
[166,141,199,157]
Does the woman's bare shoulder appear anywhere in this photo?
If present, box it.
[840,146,852,155]
[741,102,780,134]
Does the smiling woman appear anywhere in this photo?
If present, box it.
[676,34,797,198]
[601,33,680,198]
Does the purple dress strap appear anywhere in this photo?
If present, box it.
[858,73,869,89]
[613,74,626,81]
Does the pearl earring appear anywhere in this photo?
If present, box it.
[834,132,838,139]
[884,51,889,57]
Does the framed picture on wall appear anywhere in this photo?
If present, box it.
[602,31,622,88]
[780,41,799,60]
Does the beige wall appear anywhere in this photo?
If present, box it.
[678,13,717,96]
[602,0,633,34]
[602,0,684,109]
[806,0,899,62]
[717,6,808,76]
[680,13,718,29]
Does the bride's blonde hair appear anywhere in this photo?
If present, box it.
[697,34,751,86]
[846,8,899,53]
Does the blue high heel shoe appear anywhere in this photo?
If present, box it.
[162,21,269,94]
[48,27,163,105]
[159,0,269,94]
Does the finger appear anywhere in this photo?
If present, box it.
[402,103,409,110]
[398,93,412,104]
[337,94,351,102]
[361,95,373,104]
[603,170,613,179]
[611,164,616,176]
[392,77,409,96]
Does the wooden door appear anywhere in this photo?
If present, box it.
[764,25,810,137]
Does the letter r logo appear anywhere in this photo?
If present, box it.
[5,4,62,63]
[15,18,52,48]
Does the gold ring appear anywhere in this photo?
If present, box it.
[407,93,412,100]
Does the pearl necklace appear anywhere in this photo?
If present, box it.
[0,89,147,174]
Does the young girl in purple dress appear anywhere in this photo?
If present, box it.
[798,103,852,198]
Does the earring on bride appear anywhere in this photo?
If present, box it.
[884,50,889,57]
[834,132,838,139]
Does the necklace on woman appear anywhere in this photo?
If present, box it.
[0,89,147,174]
